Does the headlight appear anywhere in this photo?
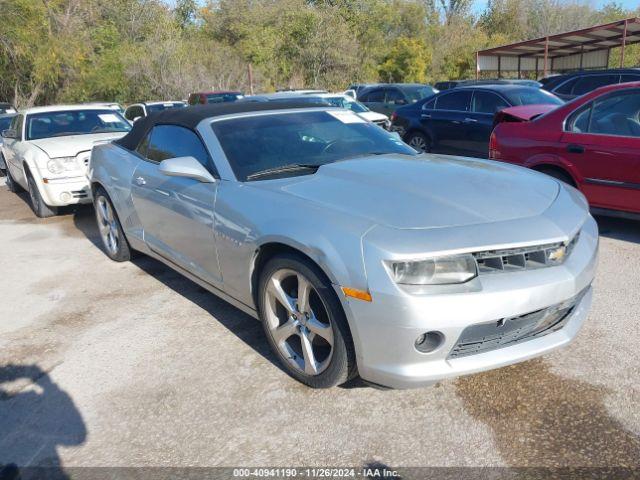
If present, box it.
[47,157,79,174]
[387,254,478,285]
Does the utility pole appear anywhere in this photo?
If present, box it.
[248,63,254,95]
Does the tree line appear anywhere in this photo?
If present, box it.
[1,0,638,107]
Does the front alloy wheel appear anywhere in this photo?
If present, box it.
[264,269,334,376]
[407,132,430,152]
[94,187,131,262]
[259,254,357,388]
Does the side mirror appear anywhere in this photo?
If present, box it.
[159,156,215,183]
[1,129,17,139]
[394,99,407,106]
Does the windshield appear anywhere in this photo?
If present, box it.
[0,116,14,131]
[309,96,369,113]
[503,88,563,106]
[146,102,186,114]
[404,86,437,103]
[212,110,417,181]
[26,109,131,140]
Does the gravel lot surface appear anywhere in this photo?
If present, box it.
[0,177,638,474]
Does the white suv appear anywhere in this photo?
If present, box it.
[1,105,131,217]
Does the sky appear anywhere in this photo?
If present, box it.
[472,0,640,14]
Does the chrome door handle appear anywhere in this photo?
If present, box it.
[135,176,146,186]
[464,118,478,123]
[421,113,431,119]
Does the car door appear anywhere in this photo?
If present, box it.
[561,89,640,213]
[383,88,409,115]
[426,90,472,155]
[468,90,510,158]
[131,124,223,285]
[360,88,386,114]
[569,74,620,99]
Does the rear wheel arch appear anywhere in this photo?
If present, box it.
[531,163,577,187]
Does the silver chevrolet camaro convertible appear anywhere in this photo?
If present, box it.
[89,102,598,389]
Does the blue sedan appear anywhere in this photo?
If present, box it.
[391,84,563,158]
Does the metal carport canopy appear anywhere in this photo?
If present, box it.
[475,17,640,78]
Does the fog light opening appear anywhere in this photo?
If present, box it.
[415,331,444,354]
[60,192,72,203]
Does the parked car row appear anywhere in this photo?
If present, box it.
[541,68,640,100]
[391,84,563,158]
[242,92,391,129]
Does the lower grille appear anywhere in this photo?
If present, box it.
[72,189,89,199]
[448,288,588,359]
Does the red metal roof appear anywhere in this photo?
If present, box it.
[477,17,640,59]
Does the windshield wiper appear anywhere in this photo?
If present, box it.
[246,163,321,181]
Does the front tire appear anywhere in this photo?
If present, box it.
[27,173,57,218]
[4,165,22,193]
[93,187,131,262]
[258,253,357,388]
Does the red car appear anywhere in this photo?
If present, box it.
[490,82,640,218]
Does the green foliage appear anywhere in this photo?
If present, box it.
[379,37,431,83]
[0,0,638,107]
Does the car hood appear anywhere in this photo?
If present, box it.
[256,154,560,230]
[358,111,388,122]
[30,132,128,158]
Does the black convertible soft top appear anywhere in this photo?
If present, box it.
[115,101,325,151]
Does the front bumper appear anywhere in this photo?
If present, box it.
[342,212,598,389]
[39,175,92,206]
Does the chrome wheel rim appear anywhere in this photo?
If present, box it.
[264,269,334,376]
[96,196,119,255]
[409,135,428,152]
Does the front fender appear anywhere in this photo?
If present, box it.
[21,146,49,188]
[213,182,374,309]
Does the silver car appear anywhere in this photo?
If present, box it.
[89,102,598,389]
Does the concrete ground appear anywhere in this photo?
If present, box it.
[0,177,639,474]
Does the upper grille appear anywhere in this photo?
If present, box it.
[473,233,579,274]
[77,151,91,172]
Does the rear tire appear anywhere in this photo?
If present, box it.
[406,131,431,153]
[538,167,575,187]
[93,186,132,262]
[258,253,357,388]
[27,173,57,218]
